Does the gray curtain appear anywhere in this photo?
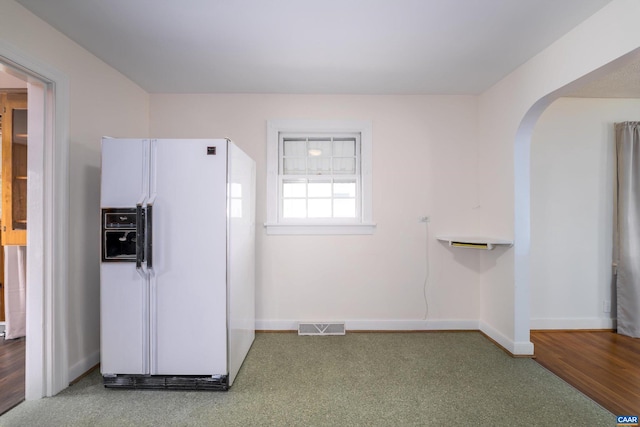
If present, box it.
[615,121,640,338]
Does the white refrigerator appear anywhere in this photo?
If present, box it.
[100,138,255,390]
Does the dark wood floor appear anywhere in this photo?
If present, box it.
[531,330,640,416]
[0,336,25,415]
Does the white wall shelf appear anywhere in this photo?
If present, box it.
[436,236,513,250]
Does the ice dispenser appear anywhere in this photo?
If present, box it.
[101,208,142,262]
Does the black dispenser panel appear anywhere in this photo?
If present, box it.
[102,208,139,262]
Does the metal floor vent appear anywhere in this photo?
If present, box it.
[298,322,346,336]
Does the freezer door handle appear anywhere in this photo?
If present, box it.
[146,202,153,269]
[135,203,145,270]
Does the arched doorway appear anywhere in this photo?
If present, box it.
[513,49,640,351]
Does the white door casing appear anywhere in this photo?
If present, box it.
[0,41,70,399]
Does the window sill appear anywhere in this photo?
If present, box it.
[264,222,377,235]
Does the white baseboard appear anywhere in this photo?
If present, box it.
[68,349,100,384]
[256,319,479,331]
[479,321,534,356]
[346,319,480,331]
[256,319,537,356]
[530,317,616,330]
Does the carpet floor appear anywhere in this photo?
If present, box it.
[0,332,613,426]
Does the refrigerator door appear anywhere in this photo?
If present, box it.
[100,138,150,375]
[150,139,228,375]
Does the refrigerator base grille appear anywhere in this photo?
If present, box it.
[103,374,229,391]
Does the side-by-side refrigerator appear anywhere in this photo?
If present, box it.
[100,138,255,390]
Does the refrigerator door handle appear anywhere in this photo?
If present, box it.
[146,202,153,269]
[135,203,145,271]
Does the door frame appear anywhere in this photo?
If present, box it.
[0,41,69,398]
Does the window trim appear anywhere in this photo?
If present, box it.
[265,119,375,235]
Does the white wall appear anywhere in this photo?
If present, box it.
[477,0,640,354]
[0,0,149,381]
[530,97,640,329]
[150,94,482,329]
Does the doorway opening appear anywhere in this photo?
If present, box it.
[0,44,69,403]
[0,69,28,413]
[513,48,640,352]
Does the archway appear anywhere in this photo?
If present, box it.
[513,49,640,351]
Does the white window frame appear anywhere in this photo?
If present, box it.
[266,119,375,235]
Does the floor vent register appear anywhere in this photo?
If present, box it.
[298,322,346,336]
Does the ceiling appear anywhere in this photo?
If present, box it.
[15,0,617,95]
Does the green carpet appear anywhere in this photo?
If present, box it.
[0,332,613,426]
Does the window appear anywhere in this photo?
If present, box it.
[266,120,375,235]
[280,134,359,219]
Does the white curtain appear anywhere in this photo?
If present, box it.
[615,121,640,338]
[4,245,27,339]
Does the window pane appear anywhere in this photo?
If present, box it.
[308,181,331,198]
[334,181,356,198]
[333,138,355,156]
[283,199,306,218]
[283,139,307,156]
[283,158,306,174]
[277,132,362,223]
[283,181,306,197]
[308,199,331,218]
[332,158,356,174]
[308,139,332,157]
[334,199,356,218]
[308,157,331,174]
